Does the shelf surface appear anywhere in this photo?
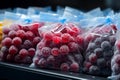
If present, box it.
[0,62,107,80]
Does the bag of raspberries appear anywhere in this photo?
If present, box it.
[31,23,84,72]
[0,22,44,64]
[83,22,117,76]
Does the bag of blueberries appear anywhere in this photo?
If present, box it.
[108,31,120,80]
[31,23,84,72]
[83,20,117,76]
[0,22,44,64]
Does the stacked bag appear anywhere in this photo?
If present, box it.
[0,6,120,79]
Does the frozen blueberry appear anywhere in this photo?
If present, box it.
[97,58,106,68]
[94,37,102,45]
[87,42,96,52]
[101,41,111,51]
[94,48,103,58]
[89,65,100,74]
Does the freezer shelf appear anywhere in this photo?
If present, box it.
[0,62,107,80]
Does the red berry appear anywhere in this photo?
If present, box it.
[12,37,22,46]
[16,30,26,39]
[2,37,12,47]
[84,62,92,70]
[70,62,79,72]
[8,30,16,38]
[52,36,61,44]
[19,49,28,58]
[68,42,79,52]
[22,25,30,31]
[3,27,10,34]
[38,58,47,68]
[41,47,51,57]
[47,55,55,64]
[26,31,35,41]
[54,32,62,37]
[51,48,59,56]
[115,40,120,51]
[67,26,80,36]
[6,54,14,61]
[76,35,84,45]
[43,32,53,41]
[9,45,18,55]
[33,37,41,46]
[60,63,70,71]
[89,53,97,63]
[61,33,71,43]
[23,40,33,49]
[28,48,35,57]
[115,55,120,66]
[60,45,69,55]
[22,56,32,64]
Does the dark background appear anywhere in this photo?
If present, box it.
[0,0,106,11]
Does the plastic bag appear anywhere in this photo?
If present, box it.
[31,23,84,72]
[83,21,117,76]
[108,31,120,80]
[0,22,44,64]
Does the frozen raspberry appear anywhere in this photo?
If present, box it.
[6,54,14,61]
[19,49,28,58]
[68,42,79,52]
[52,36,61,44]
[33,57,40,65]
[3,27,11,34]
[60,63,70,71]
[67,26,80,36]
[23,40,33,49]
[33,37,41,46]
[16,30,26,39]
[47,55,55,64]
[28,48,35,57]
[12,37,22,46]
[101,41,111,51]
[22,26,30,31]
[2,37,12,47]
[89,53,97,63]
[70,62,79,72]
[76,35,84,46]
[115,40,120,51]
[9,45,18,55]
[60,45,69,55]
[51,48,59,56]
[38,58,47,68]
[8,30,16,39]
[26,31,35,41]
[84,62,92,70]
[41,47,51,57]
[22,56,32,64]
[43,32,53,41]
[14,54,22,63]
[61,33,71,43]
[115,55,120,66]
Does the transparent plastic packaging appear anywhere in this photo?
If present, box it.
[83,22,117,76]
[31,23,84,73]
[0,22,44,64]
